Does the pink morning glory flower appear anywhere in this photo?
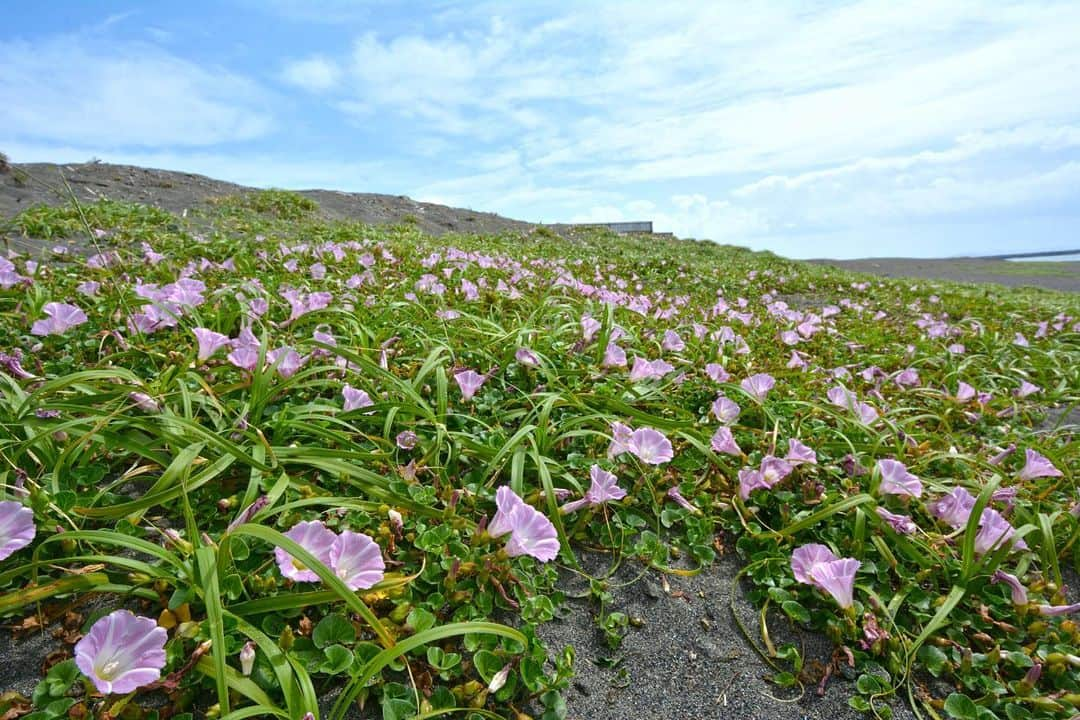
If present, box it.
[791,544,860,609]
[343,385,374,412]
[193,328,230,363]
[990,570,1028,605]
[454,369,487,401]
[395,431,418,449]
[487,486,559,562]
[74,610,167,695]
[787,351,808,370]
[710,426,741,456]
[711,395,741,425]
[894,368,920,387]
[1018,449,1062,481]
[274,520,337,582]
[267,347,303,378]
[928,487,977,528]
[705,363,730,383]
[738,468,769,500]
[329,530,385,590]
[628,357,674,381]
[515,348,540,367]
[661,330,685,352]
[760,455,793,486]
[954,382,976,402]
[561,465,627,514]
[785,439,816,466]
[31,302,88,336]
[875,507,916,534]
[0,500,35,561]
[974,508,1027,555]
[602,343,627,368]
[827,386,855,408]
[855,402,879,425]
[627,427,674,465]
[1015,381,1041,398]
[666,487,698,513]
[128,392,161,413]
[741,373,775,401]
[581,315,601,342]
[876,459,922,498]
[1036,603,1080,616]
[607,421,633,459]
[76,280,101,297]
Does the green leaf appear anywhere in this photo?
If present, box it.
[313,613,356,649]
[321,644,354,674]
[781,600,811,624]
[944,693,979,720]
[917,645,949,677]
[848,696,871,712]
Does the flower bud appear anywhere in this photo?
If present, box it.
[239,641,256,676]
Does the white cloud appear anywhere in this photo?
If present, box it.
[0,35,272,148]
[280,56,341,92]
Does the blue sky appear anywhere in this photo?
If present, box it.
[3,1,1079,259]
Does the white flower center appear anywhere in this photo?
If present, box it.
[97,659,121,679]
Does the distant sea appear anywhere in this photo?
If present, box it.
[1007,253,1080,262]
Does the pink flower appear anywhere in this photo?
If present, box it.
[395,431,418,449]
[785,439,816,466]
[487,486,559,562]
[876,459,922,498]
[74,610,167,695]
[343,385,374,412]
[31,302,88,336]
[738,468,769,500]
[128,392,161,413]
[561,465,626,513]
[515,348,540,367]
[661,330,685,352]
[267,347,304,378]
[791,544,860,609]
[454,369,487,401]
[602,343,627,368]
[974,509,1027,555]
[1036,603,1080,616]
[954,382,976,403]
[0,501,35,561]
[607,421,633,458]
[827,386,855,408]
[329,530,385,590]
[928,487,976,528]
[705,363,730,383]
[629,357,674,381]
[710,426,741,456]
[627,427,674,465]
[193,328,231,363]
[894,368,920,387]
[274,520,337,582]
[855,402,879,425]
[581,315,602,342]
[990,570,1028,605]
[1015,381,1041,398]
[875,507,916,535]
[711,395,741,425]
[787,351,808,370]
[76,280,101,297]
[1018,449,1062,481]
[741,373,775,401]
[666,487,698,513]
[760,455,793,486]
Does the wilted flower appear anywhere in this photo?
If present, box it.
[128,392,161,413]
[395,430,418,449]
[627,427,673,465]
[791,544,860,609]
[666,486,699,513]
[876,459,922,498]
[274,520,337,582]
[561,465,627,513]
[74,610,167,694]
[928,487,976,528]
[741,373,775,401]
[875,507,916,534]
[1018,449,1062,481]
[785,439,816,465]
[607,421,634,458]
[990,570,1028,605]
[329,530,386,590]
[454,369,487,401]
[343,385,374,412]
[988,443,1017,466]
[710,426,741,456]
[227,495,269,532]
[0,501,35,561]
[487,486,559,562]
[31,302,88,336]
